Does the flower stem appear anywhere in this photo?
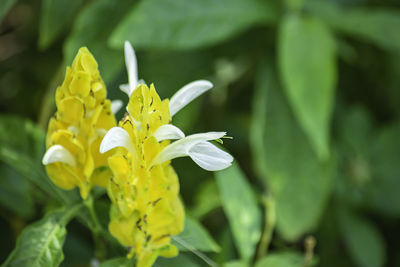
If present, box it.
[84,195,106,260]
[256,194,276,260]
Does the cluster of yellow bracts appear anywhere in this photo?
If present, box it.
[44,48,183,267]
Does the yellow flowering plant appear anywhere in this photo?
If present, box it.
[40,42,232,267]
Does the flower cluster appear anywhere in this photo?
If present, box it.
[42,47,116,199]
[42,42,233,267]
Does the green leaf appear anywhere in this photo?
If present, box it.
[39,0,83,49]
[190,179,221,219]
[109,0,277,50]
[338,209,386,267]
[306,0,400,52]
[0,115,78,204]
[0,0,16,23]
[0,163,34,218]
[250,62,332,241]
[64,0,135,83]
[3,206,82,267]
[215,162,262,261]
[255,252,304,267]
[278,14,336,159]
[154,253,201,267]
[224,261,249,267]
[99,257,135,267]
[173,217,220,253]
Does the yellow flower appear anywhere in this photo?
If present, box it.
[100,42,233,267]
[42,47,116,199]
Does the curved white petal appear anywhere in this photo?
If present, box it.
[42,145,76,167]
[119,83,131,96]
[188,141,233,171]
[124,41,138,96]
[169,80,213,117]
[152,131,226,165]
[111,100,123,114]
[154,124,185,142]
[100,127,135,155]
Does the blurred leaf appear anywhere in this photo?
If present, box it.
[110,0,278,50]
[99,257,135,267]
[0,0,16,22]
[0,163,34,218]
[39,0,83,49]
[2,206,81,267]
[0,115,78,204]
[64,0,135,83]
[255,252,304,267]
[367,122,400,216]
[190,179,221,220]
[306,0,400,52]
[154,253,201,267]
[224,260,248,267]
[278,14,336,159]
[339,209,386,267]
[173,217,220,253]
[251,62,332,241]
[215,162,262,261]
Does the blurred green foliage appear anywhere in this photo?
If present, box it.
[1,0,400,266]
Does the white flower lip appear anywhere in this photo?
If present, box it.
[42,145,77,167]
[154,124,185,142]
[100,126,135,155]
[111,100,123,114]
[188,141,233,171]
[169,80,213,117]
[151,131,233,171]
[123,41,139,96]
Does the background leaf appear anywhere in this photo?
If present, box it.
[173,217,220,252]
[99,257,135,267]
[339,209,386,267]
[306,1,400,52]
[109,0,277,50]
[255,252,304,267]
[0,0,16,22]
[215,162,262,261]
[278,14,336,159]
[39,0,83,49]
[251,62,332,241]
[64,0,135,84]
[2,206,81,267]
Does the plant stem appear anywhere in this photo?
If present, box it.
[84,195,106,260]
[256,194,276,260]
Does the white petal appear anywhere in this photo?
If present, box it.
[188,141,233,171]
[152,131,226,165]
[119,83,131,96]
[124,41,139,96]
[153,124,185,142]
[111,100,123,114]
[42,145,76,167]
[169,80,213,117]
[100,127,135,155]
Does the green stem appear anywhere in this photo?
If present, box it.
[84,195,106,260]
[256,195,276,260]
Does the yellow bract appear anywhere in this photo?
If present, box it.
[107,84,184,267]
[45,47,116,199]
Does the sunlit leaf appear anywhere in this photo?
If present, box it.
[39,0,83,49]
[109,0,278,50]
[2,206,81,267]
[278,14,336,160]
[339,209,386,267]
[215,162,262,260]
[173,217,220,253]
[250,62,332,241]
